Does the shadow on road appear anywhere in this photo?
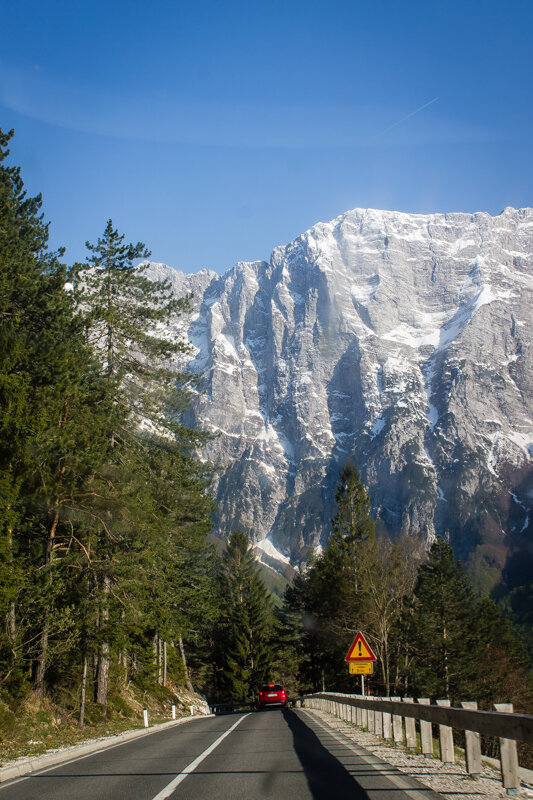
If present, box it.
[282,709,370,800]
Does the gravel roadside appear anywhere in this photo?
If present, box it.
[307,707,533,799]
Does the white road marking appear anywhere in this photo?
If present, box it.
[150,713,251,800]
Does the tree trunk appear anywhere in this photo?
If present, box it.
[7,597,15,641]
[5,525,15,643]
[130,650,137,680]
[178,635,194,693]
[383,643,390,697]
[95,574,111,707]
[96,640,110,706]
[153,632,159,681]
[163,640,167,687]
[79,650,88,726]
[34,625,48,699]
[34,503,60,698]
[117,612,126,674]
[443,624,450,699]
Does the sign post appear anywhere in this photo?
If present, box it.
[344,631,377,696]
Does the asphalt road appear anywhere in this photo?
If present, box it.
[0,708,441,800]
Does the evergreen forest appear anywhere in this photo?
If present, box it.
[0,129,531,762]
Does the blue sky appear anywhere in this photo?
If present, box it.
[1,0,532,273]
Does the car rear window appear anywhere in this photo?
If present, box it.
[261,684,284,691]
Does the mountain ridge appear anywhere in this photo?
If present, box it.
[147,206,533,594]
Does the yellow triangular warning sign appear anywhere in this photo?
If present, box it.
[345,631,376,662]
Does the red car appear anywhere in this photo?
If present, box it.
[258,683,288,709]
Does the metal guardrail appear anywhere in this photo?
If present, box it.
[305,693,533,741]
[300,692,533,795]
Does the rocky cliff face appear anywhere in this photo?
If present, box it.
[147,207,533,591]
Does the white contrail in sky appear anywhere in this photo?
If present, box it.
[376,96,440,138]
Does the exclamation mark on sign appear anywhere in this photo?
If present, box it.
[358,641,362,656]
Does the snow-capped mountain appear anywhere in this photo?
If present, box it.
[147,207,533,589]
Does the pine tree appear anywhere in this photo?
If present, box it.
[0,132,217,716]
[282,463,378,692]
[405,538,488,700]
[0,128,113,697]
[74,220,193,432]
[217,531,273,701]
[332,460,375,544]
[71,221,208,708]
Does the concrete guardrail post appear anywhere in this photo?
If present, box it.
[382,698,392,740]
[143,709,149,728]
[417,698,433,758]
[374,704,383,737]
[361,699,369,730]
[436,699,454,765]
[368,705,375,731]
[391,697,404,745]
[461,701,481,777]
[403,698,417,750]
[356,703,363,727]
[494,703,520,795]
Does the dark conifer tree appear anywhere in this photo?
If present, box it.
[71,221,212,708]
[283,462,377,691]
[217,531,273,701]
[332,460,375,544]
[0,128,114,697]
[405,538,487,700]
[74,220,193,429]
[0,133,216,715]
